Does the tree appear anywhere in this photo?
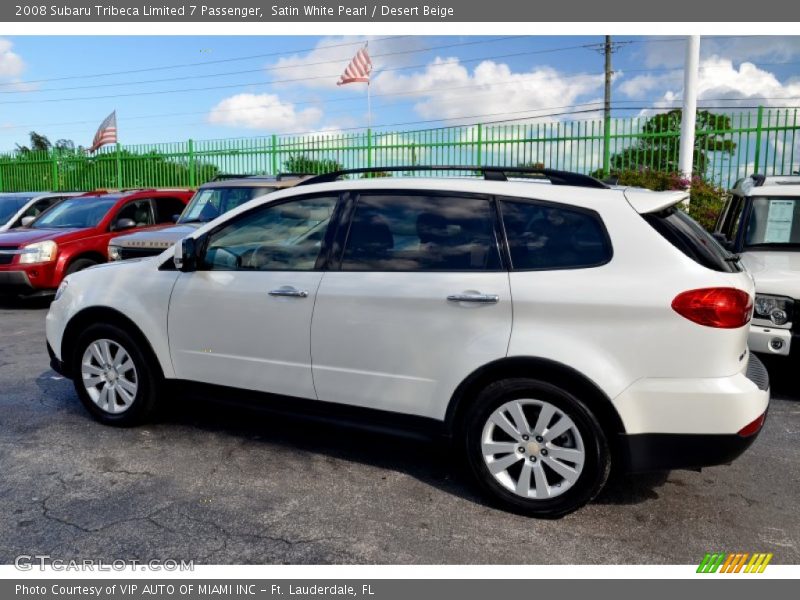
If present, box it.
[283,155,343,175]
[597,109,736,176]
[15,131,54,154]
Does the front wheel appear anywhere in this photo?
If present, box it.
[462,378,610,518]
[70,323,161,426]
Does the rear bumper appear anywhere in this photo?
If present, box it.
[0,270,34,294]
[614,353,769,472]
[619,426,764,473]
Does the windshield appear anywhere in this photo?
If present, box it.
[0,195,36,223]
[32,196,119,229]
[178,186,277,224]
[745,196,800,247]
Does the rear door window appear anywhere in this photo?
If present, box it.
[340,193,501,271]
[499,199,612,270]
[643,206,742,273]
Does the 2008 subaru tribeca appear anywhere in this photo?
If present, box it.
[45,167,770,517]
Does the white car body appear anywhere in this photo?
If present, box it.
[0,192,83,232]
[45,173,770,515]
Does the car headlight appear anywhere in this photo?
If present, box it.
[108,245,123,261]
[753,294,794,326]
[18,240,58,264]
[54,279,69,302]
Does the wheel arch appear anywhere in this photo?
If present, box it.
[60,306,165,380]
[445,356,627,442]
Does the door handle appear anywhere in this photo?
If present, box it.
[447,293,499,304]
[269,287,309,298]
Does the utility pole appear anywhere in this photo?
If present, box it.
[603,35,612,178]
[590,36,630,177]
[678,35,701,190]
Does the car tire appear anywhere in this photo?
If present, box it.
[65,257,99,276]
[70,323,161,426]
[461,378,610,518]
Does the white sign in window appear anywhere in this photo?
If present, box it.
[764,200,795,243]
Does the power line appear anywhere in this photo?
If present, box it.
[0,36,409,88]
[0,36,530,95]
[0,48,608,105]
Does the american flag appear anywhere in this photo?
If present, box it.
[88,111,117,153]
[337,44,372,86]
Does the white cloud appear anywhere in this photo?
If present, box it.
[620,56,800,110]
[207,93,323,133]
[372,57,603,123]
[0,39,24,79]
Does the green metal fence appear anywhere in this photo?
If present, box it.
[1,106,798,192]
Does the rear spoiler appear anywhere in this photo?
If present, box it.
[623,189,689,214]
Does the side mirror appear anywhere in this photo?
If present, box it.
[20,216,36,227]
[113,218,137,231]
[174,237,198,272]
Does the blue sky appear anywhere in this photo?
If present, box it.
[1,35,799,150]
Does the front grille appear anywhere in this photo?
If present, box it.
[119,247,164,261]
[745,352,770,391]
[0,246,19,266]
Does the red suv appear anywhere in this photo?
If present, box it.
[0,189,192,296]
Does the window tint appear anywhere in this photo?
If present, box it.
[341,194,501,271]
[179,186,276,224]
[153,196,187,223]
[32,196,119,229]
[115,199,155,228]
[203,195,337,271]
[500,200,611,270]
[643,206,742,273]
[718,195,744,241]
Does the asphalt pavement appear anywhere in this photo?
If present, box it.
[1,297,798,564]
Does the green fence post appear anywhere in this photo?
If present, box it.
[367,128,373,169]
[753,105,764,175]
[271,134,278,175]
[602,116,611,177]
[188,139,196,187]
[476,123,483,167]
[115,143,123,189]
[51,152,59,191]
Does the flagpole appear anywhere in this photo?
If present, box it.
[367,80,371,130]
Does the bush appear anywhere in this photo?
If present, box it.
[609,169,727,231]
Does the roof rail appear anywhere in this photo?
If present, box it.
[276,172,314,180]
[751,174,767,187]
[295,166,609,189]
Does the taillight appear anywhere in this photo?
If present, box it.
[671,288,753,329]
[738,413,766,437]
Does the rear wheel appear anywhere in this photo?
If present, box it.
[462,378,610,518]
[70,323,161,426]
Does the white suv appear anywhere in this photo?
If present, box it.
[715,174,800,359]
[45,167,769,517]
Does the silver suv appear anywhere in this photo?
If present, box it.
[108,175,310,261]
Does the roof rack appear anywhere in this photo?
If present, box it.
[295,166,609,189]
[276,172,314,180]
[751,174,767,187]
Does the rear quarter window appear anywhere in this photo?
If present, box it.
[499,199,612,270]
[643,206,742,273]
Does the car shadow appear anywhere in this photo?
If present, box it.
[157,391,671,513]
[0,295,52,310]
